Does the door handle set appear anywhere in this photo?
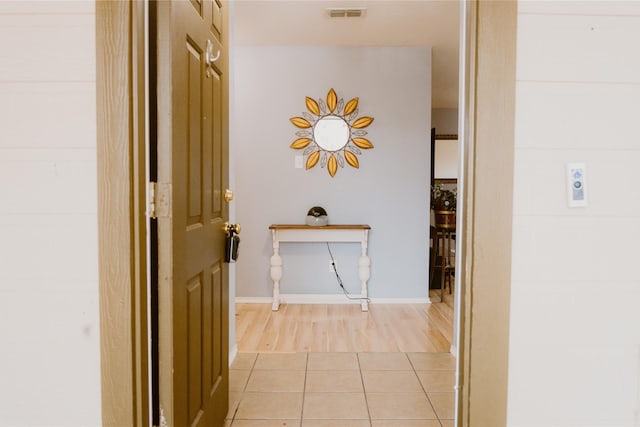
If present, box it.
[224,222,241,235]
[223,187,239,262]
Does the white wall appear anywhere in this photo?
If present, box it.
[434,139,458,180]
[508,2,640,426]
[233,46,432,300]
[0,2,101,425]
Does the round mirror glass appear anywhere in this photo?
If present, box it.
[313,115,349,152]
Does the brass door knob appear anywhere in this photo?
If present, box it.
[224,222,241,234]
[224,189,234,203]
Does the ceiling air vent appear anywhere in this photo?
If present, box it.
[327,8,367,18]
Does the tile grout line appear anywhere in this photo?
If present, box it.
[228,353,258,425]
[356,352,374,426]
[299,352,308,427]
[407,352,443,425]
[237,353,257,424]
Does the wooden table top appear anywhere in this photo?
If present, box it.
[269,224,371,230]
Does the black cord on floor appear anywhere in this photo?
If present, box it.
[326,242,371,303]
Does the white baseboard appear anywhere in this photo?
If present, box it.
[235,294,431,305]
[372,297,431,304]
[228,344,238,367]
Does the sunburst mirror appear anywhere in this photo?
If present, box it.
[289,88,374,177]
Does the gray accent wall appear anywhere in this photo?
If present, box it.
[233,46,432,299]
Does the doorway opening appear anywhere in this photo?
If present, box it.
[228,1,465,425]
[97,1,517,426]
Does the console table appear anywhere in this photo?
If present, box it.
[268,224,371,311]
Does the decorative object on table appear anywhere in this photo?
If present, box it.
[289,88,374,177]
[305,206,329,226]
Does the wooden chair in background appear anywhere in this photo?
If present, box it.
[430,210,456,302]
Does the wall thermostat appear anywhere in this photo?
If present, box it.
[566,162,587,207]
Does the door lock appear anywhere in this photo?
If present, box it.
[224,189,234,203]
[224,222,241,263]
[224,222,241,235]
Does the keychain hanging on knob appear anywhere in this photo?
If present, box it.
[224,222,240,263]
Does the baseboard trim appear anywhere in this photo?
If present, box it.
[235,294,431,305]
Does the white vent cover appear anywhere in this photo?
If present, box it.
[327,8,367,18]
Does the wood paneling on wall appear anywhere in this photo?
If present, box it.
[0,1,101,425]
[508,2,640,425]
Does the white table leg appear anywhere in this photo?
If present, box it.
[358,256,370,311]
[359,229,370,311]
[270,230,282,311]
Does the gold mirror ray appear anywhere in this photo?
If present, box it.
[352,138,373,149]
[290,138,312,149]
[352,117,374,129]
[305,97,320,115]
[344,151,359,168]
[327,89,337,112]
[290,117,312,128]
[344,97,359,115]
[328,154,338,177]
[306,151,320,169]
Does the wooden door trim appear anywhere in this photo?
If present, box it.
[457,1,517,426]
[96,1,149,426]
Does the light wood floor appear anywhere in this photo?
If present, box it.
[235,290,454,353]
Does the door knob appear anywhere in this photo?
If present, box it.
[224,222,241,234]
[224,189,234,203]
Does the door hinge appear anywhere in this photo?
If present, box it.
[148,181,171,219]
[159,406,168,427]
[149,181,158,219]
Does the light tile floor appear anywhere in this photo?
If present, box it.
[226,352,455,427]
